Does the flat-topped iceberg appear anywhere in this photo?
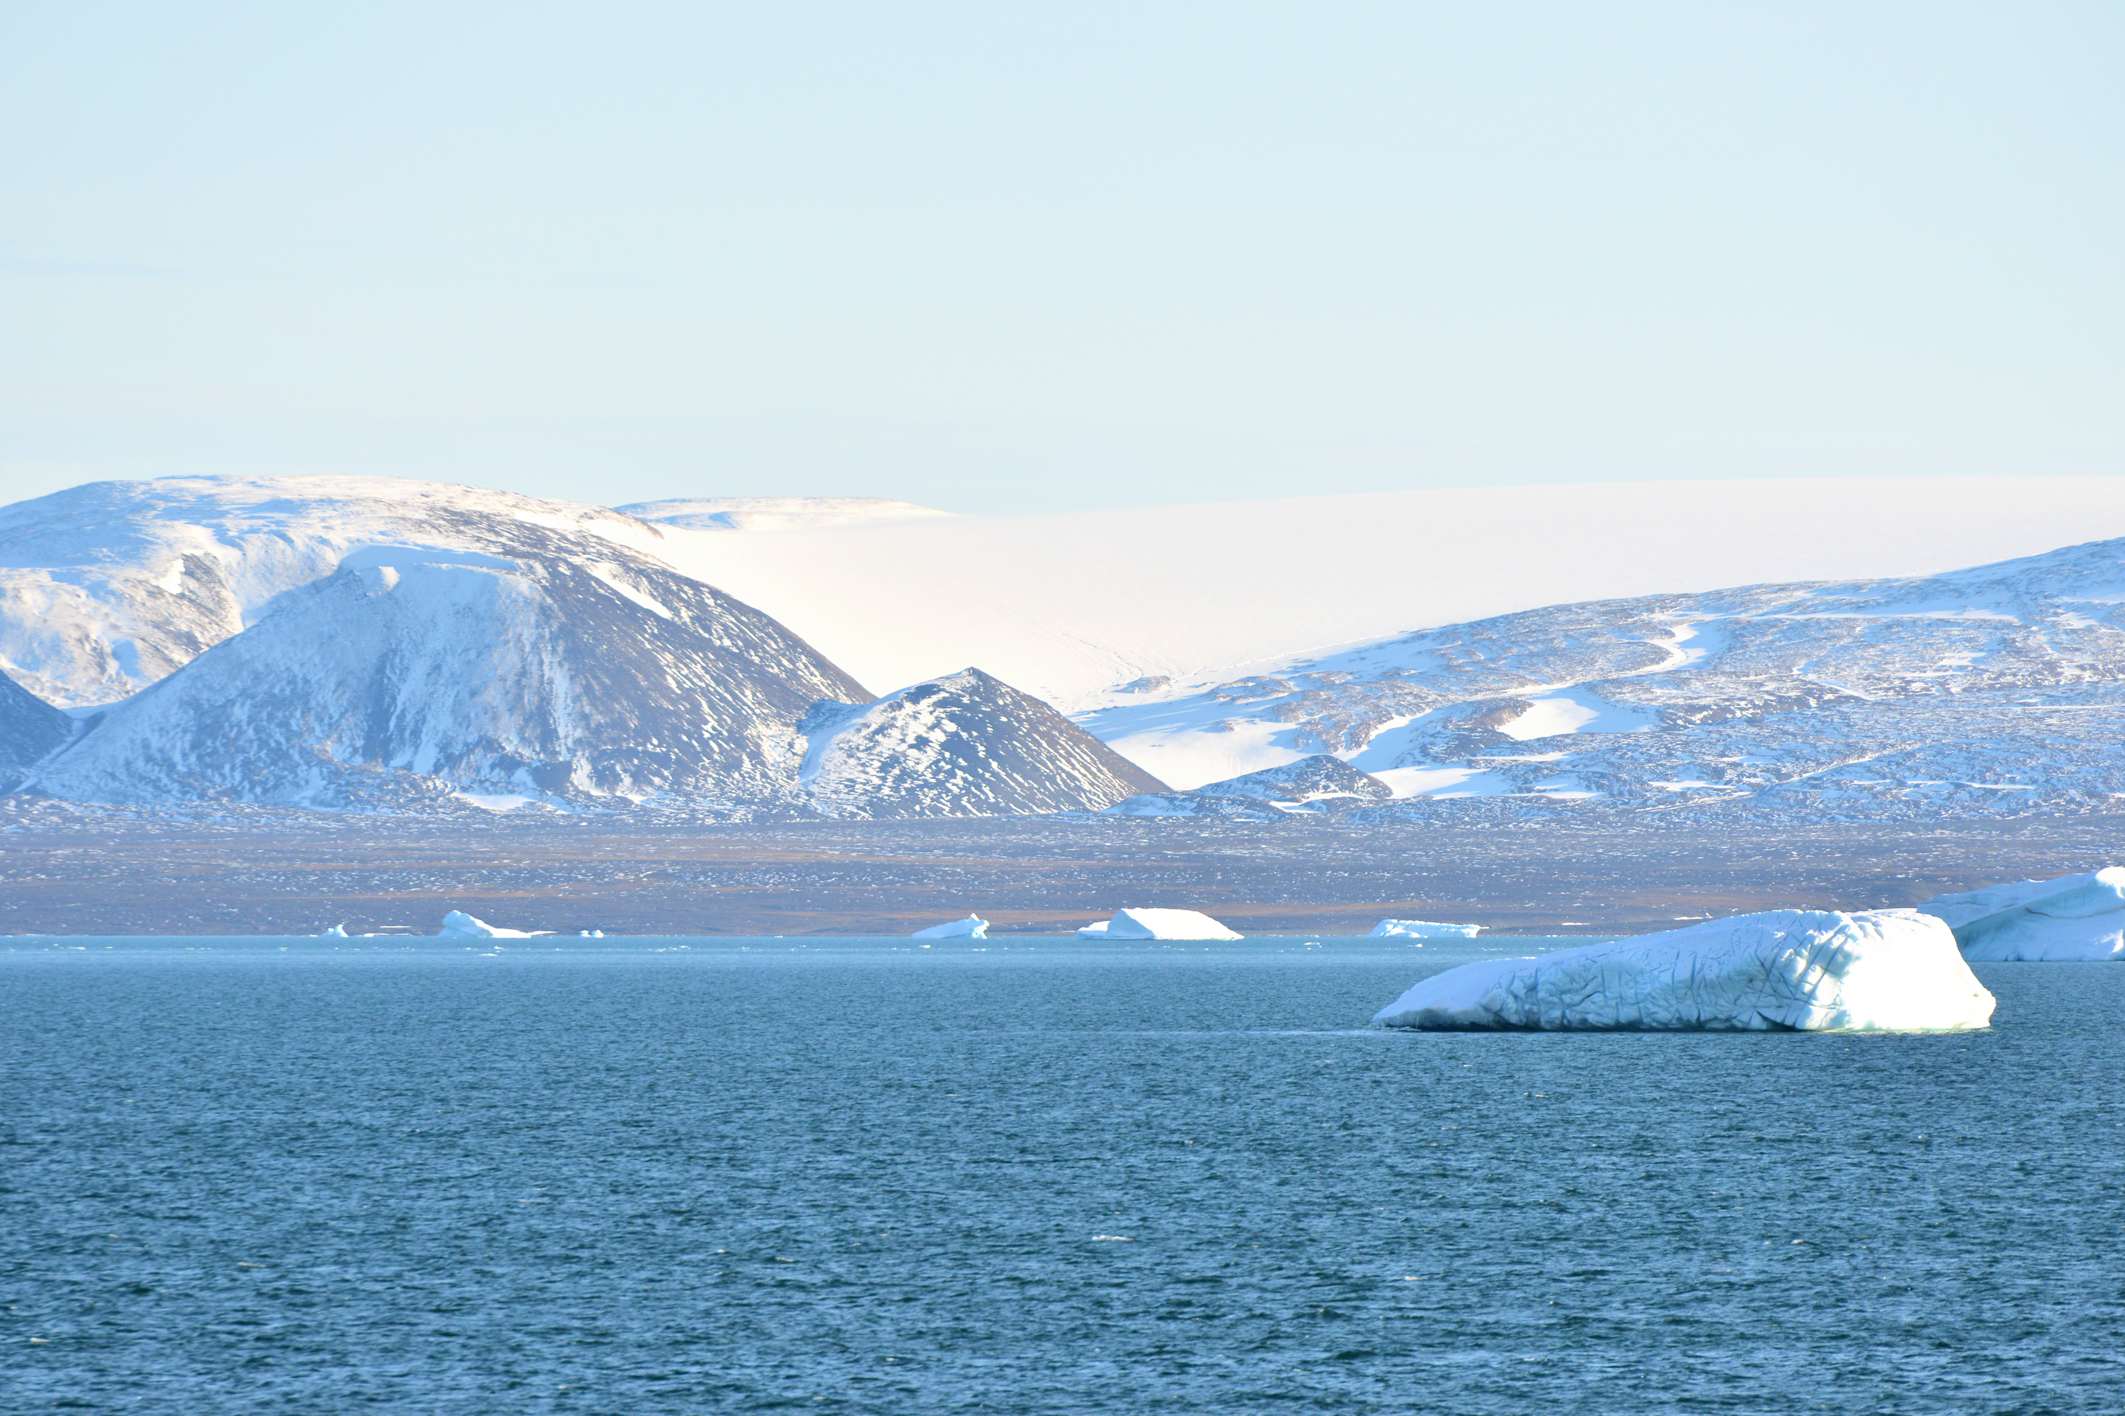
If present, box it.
[1078,908,1243,941]
[1373,909,1995,1032]
[912,914,989,940]
[1917,868,2125,961]
[437,910,540,940]
[1369,919,1483,939]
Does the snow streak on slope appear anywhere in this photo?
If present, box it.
[800,668,1165,819]
[617,497,951,532]
[1081,535,2125,821]
[26,548,868,811]
[636,477,2125,711]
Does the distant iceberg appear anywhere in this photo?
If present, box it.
[317,923,349,939]
[437,910,540,940]
[1373,909,1994,1032]
[912,914,989,940]
[1917,868,2125,961]
[1078,908,1243,941]
[1369,919,1483,939]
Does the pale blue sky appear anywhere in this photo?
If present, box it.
[4,1,2120,513]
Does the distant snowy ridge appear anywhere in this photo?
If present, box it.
[617,497,951,533]
[1083,534,2125,823]
[611,476,2125,712]
[1107,754,1389,819]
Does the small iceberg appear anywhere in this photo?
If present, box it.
[317,923,349,939]
[912,914,989,940]
[1917,868,2125,961]
[1078,908,1243,941]
[437,910,540,940]
[1369,919,1483,939]
[1372,909,1995,1032]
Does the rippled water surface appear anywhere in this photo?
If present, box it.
[5,935,2123,1412]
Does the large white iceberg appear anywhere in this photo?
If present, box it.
[437,910,540,940]
[1917,868,2125,961]
[1373,909,1995,1032]
[912,914,989,940]
[1369,918,1483,939]
[1078,908,1243,941]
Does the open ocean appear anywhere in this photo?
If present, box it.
[5,935,2122,1412]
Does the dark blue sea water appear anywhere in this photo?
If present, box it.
[4,935,2123,1412]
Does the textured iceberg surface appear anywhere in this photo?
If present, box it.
[912,914,989,940]
[1369,919,1483,939]
[437,910,539,940]
[1918,868,2125,961]
[1078,908,1243,941]
[1373,909,1995,1032]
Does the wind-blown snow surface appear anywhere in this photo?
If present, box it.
[1084,534,2125,821]
[1918,869,2125,961]
[1078,908,1243,941]
[0,669,71,786]
[626,477,2125,712]
[24,547,868,810]
[1373,910,1995,1031]
[617,497,950,533]
[912,915,989,940]
[799,669,1164,819]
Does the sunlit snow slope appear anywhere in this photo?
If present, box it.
[26,547,868,811]
[800,668,1164,818]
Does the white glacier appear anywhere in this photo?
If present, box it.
[1372,909,1995,1032]
[1078,908,1243,941]
[912,914,990,940]
[1369,919,1484,939]
[1917,868,2125,961]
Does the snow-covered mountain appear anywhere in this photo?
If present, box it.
[617,496,950,532]
[615,476,2125,712]
[799,668,1164,818]
[24,546,870,811]
[1108,753,1390,819]
[1081,536,2125,822]
[0,476,682,709]
[0,669,72,787]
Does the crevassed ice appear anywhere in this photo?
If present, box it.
[1918,868,2125,961]
[1372,909,1995,1032]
